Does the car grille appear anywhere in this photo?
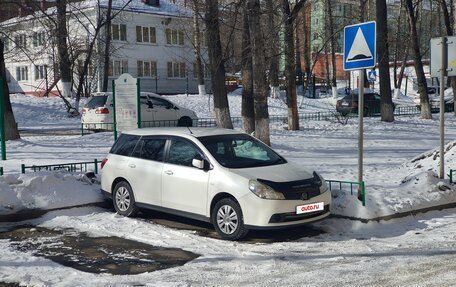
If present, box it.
[258,174,322,200]
[269,205,330,223]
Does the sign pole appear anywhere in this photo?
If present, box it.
[112,79,117,141]
[439,36,447,179]
[137,78,141,128]
[358,70,364,197]
[0,77,6,160]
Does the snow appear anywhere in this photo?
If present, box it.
[1,90,456,286]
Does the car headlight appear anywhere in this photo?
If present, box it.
[249,180,285,200]
[314,172,328,193]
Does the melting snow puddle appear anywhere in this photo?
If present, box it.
[0,226,199,275]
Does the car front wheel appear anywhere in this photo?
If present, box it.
[212,198,248,240]
[113,181,138,217]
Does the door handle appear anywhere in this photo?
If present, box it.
[128,163,136,168]
[164,170,173,175]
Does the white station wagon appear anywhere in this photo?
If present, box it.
[82,92,198,131]
[100,128,331,240]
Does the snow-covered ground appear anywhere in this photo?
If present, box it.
[1,90,456,286]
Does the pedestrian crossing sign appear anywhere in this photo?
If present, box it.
[343,21,376,71]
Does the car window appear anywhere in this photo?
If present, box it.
[167,139,203,167]
[150,97,172,108]
[110,134,140,156]
[131,137,166,161]
[85,96,107,109]
[199,134,286,168]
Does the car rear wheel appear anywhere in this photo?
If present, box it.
[212,198,248,240]
[177,116,193,127]
[113,181,138,217]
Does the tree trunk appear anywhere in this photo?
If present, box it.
[241,2,255,134]
[102,0,113,92]
[192,1,206,97]
[205,0,233,129]
[0,39,20,140]
[325,0,337,98]
[440,0,456,116]
[405,0,431,119]
[376,0,394,122]
[56,0,72,99]
[249,0,270,145]
[265,0,280,99]
[281,0,299,130]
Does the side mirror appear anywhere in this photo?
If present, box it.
[192,159,210,170]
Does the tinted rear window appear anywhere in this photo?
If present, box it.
[85,96,108,109]
[110,134,140,156]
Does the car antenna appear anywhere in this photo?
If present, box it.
[186,125,193,134]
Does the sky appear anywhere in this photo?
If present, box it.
[0,89,455,286]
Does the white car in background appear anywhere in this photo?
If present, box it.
[81,92,198,131]
[100,128,331,240]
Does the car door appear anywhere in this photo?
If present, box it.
[161,137,209,216]
[149,97,179,126]
[126,136,166,206]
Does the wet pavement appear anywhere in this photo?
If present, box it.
[0,226,199,275]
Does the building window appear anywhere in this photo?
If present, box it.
[109,59,128,77]
[34,65,47,80]
[193,62,210,79]
[137,60,157,77]
[165,28,185,46]
[14,34,27,49]
[111,24,127,41]
[16,66,28,81]
[167,62,186,78]
[136,26,156,43]
[33,32,45,48]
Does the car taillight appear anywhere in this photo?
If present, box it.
[81,108,87,114]
[336,101,341,107]
[96,107,109,114]
[101,158,108,169]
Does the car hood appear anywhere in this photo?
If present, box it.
[228,162,314,182]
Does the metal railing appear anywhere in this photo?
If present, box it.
[449,169,455,184]
[21,159,99,174]
[80,105,431,135]
[326,179,366,206]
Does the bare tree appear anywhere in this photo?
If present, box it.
[248,0,270,145]
[101,0,113,92]
[265,0,280,99]
[324,0,337,98]
[192,0,206,97]
[281,0,303,131]
[241,1,255,134]
[439,0,456,115]
[0,39,20,140]
[405,0,432,119]
[56,0,72,98]
[205,0,233,129]
[377,0,394,122]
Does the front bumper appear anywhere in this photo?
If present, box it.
[239,189,331,229]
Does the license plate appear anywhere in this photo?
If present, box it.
[341,102,349,106]
[296,202,324,214]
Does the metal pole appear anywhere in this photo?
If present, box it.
[358,70,364,200]
[112,79,117,141]
[137,78,141,128]
[0,77,6,160]
[439,36,447,179]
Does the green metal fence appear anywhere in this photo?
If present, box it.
[21,159,99,174]
[449,169,455,184]
[326,179,366,206]
[0,167,3,176]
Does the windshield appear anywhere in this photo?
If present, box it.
[85,95,107,109]
[198,134,286,168]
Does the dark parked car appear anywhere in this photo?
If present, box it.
[336,93,394,116]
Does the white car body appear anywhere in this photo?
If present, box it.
[81,92,198,131]
[100,128,331,240]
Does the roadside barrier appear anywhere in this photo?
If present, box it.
[21,159,99,174]
[326,179,366,206]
